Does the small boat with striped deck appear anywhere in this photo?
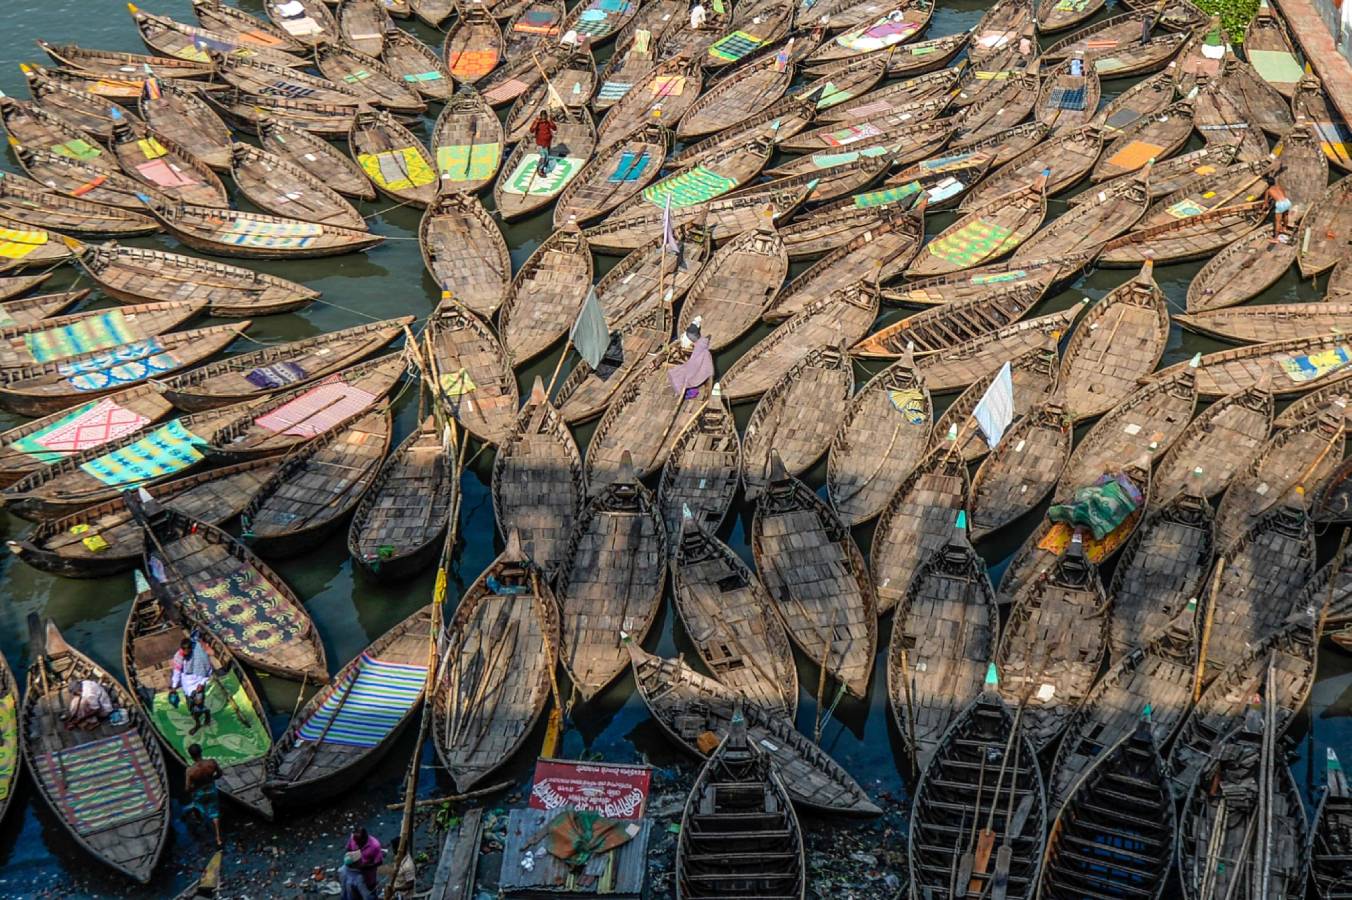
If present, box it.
[1150,380,1274,508]
[37,39,217,81]
[601,138,772,231]
[907,175,1048,278]
[108,117,229,208]
[0,299,202,370]
[265,605,431,803]
[228,143,364,230]
[0,96,118,173]
[594,22,658,111]
[381,28,453,103]
[492,110,597,221]
[851,279,1045,359]
[9,141,155,211]
[314,46,425,115]
[429,89,504,196]
[424,300,518,446]
[142,199,382,260]
[349,109,437,208]
[594,54,704,148]
[658,387,740,539]
[419,194,510,319]
[1151,333,1352,398]
[0,172,157,237]
[702,2,794,72]
[552,123,669,227]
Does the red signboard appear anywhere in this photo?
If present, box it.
[528,758,651,820]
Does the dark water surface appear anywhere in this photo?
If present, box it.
[0,1,1349,896]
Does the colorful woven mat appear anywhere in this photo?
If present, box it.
[642,165,736,208]
[449,48,499,81]
[608,150,652,183]
[245,361,308,390]
[708,30,765,63]
[38,732,164,836]
[297,653,426,748]
[840,18,918,52]
[79,418,205,486]
[148,672,270,766]
[358,147,436,191]
[1105,140,1163,172]
[0,694,14,802]
[1281,345,1352,384]
[254,379,378,437]
[501,155,583,196]
[166,563,307,658]
[24,310,136,364]
[0,227,48,260]
[926,220,1013,267]
[436,143,502,183]
[12,397,151,464]
[1048,85,1088,111]
[59,338,179,393]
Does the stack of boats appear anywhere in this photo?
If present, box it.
[5,0,1352,894]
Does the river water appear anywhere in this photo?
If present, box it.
[0,1,1349,896]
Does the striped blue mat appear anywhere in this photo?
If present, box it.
[297,653,427,748]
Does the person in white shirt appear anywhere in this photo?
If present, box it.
[63,678,113,731]
[171,636,215,735]
[690,1,708,30]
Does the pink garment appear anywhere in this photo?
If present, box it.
[344,835,384,891]
[667,336,713,397]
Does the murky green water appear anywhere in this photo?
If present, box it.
[0,1,1349,896]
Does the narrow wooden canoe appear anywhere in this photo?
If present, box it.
[134,81,230,175]
[1106,493,1213,658]
[912,304,1086,394]
[852,280,1045,360]
[753,452,876,697]
[1219,55,1293,136]
[188,0,309,56]
[1195,77,1272,163]
[122,573,274,819]
[1099,200,1269,266]
[1180,301,1352,345]
[1297,175,1352,276]
[498,226,593,363]
[22,63,138,140]
[11,141,163,211]
[1014,165,1152,264]
[348,416,454,570]
[0,321,248,417]
[38,39,217,80]
[0,95,118,173]
[702,2,794,72]
[432,537,558,790]
[594,221,712,324]
[947,69,1039,146]
[1150,380,1273,508]
[349,109,437,208]
[671,515,797,716]
[658,387,740,539]
[228,143,365,230]
[424,300,518,446]
[265,605,431,802]
[316,45,425,115]
[594,22,658,112]
[677,46,798,141]
[108,116,229,208]
[595,54,703,150]
[1294,73,1352,172]
[202,88,359,139]
[959,125,1103,210]
[338,0,391,56]
[257,116,373,201]
[604,137,771,231]
[558,455,667,700]
[742,345,852,498]
[825,66,961,125]
[491,378,584,580]
[1183,229,1297,314]
[628,644,880,814]
[443,9,503,86]
[908,175,1048,278]
[0,288,85,330]
[492,110,597,221]
[551,123,669,227]
[554,304,671,424]
[778,180,933,260]
[9,458,278,578]
[144,199,381,260]
[419,193,510,319]
[381,27,454,102]
[1276,120,1330,214]
[1152,333,1352,398]
[263,0,339,46]
[1244,2,1303,98]
[0,299,203,370]
[0,172,157,237]
[429,88,504,196]
[929,337,1060,461]
[502,50,596,142]
[883,256,1061,308]
[968,400,1072,541]
[1273,377,1352,428]
[241,407,392,558]
[21,617,169,882]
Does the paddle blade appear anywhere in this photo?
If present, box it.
[969,828,996,891]
[990,845,1014,900]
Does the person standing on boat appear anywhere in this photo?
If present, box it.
[341,827,385,900]
[170,635,214,736]
[532,111,558,176]
[184,743,223,848]
[62,677,113,731]
[689,0,707,30]
[1268,183,1294,242]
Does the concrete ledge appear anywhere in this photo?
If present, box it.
[1274,0,1352,123]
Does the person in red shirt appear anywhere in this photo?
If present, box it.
[532,111,558,175]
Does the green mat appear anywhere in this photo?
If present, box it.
[0,694,14,802]
[147,671,270,766]
[1248,49,1303,85]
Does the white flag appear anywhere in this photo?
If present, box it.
[973,361,1015,449]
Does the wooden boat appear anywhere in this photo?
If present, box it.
[1172,17,1228,94]
[960,126,1102,210]
[349,110,437,208]
[851,280,1045,360]
[1092,68,1177,134]
[0,173,156,237]
[0,271,55,301]
[0,299,203,370]
[122,572,273,819]
[741,346,851,498]
[204,353,405,462]
[22,64,138,140]
[1183,229,1297,315]
[201,88,359,139]
[443,9,503,86]
[594,221,712,323]
[0,400,252,522]
[1195,77,1272,163]
[338,0,390,56]
[0,289,84,333]
[0,321,248,417]
[603,137,771,233]
[1035,57,1101,131]
[1152,333,1352,399]
[432,536,557,790]
[680,52,802,142]
[968,400,1072,540]
[908,681,1048,899]
[241,407,391,558]
[777,169,958,259]
[503,0,565,59]
[137,499,328,681]
[1294,73,1352,172]
[1092,101,1194,182]
[263,0,339,46]
[1177,708,1309,899]
[823,64,961,125]
[752,452,875,696]
[255,117,371,202]
[188,0,309,56]
[1056,15,1194,79]
[1088,144,1242,208]
[143,199,381,260]
[969,0,1033,62]
[658,387,740,539]
[429,89,504,196]
[557,454,666,700]
[996,536,1109,751]
[10,141,162,211]
[21,617,169,882]
[265,605,431,803]
[497,226,592,364]
[884,255,1062,308]
[419,194,509,319]
[702,3,794,72]
[1100,200,1269,266]
[886,516,996,771]
[1311,748,1352,900]
[381,27,453,103]
[1042,716,1175,900]
[1310,449,1352,522]
[409,0,455,27]
[67,240,317,318]
[0,95,117,173]
[9,458,278,578]
[502,50,596,143]
[492,110,597,221]
[1297,176,1352,276]
[947,69,1039,146]
[907,175,1048,278]
[767,152,893,204]
[491,379,584,580]
[914,305,1084,394]
[1057,261,1169,422]
[228,143,364,230]
[1221,55,1293,136]
[1274,379,1352,428]
[721,281,878,401]
[929,338,1060,464]
[671,515,797,715]
[558,0,640,46]
[594,54,703,150]
[1275,120,1329,215]
[424,300,517,446]
[135,80,231,174]
[1035,0,1103,34]
[672,224,781,349]
[594,21,659,111]
[38,40,217,81]
[1151,380,1274,508]
[1245,1,1303,97]
[628,644,880,814]
[879,149,997,210]
[676,710,805,899]
[315,45,425,115]
[1013,164,1152,265]
[772,100,957,158]
[808,29,967,80]
[551,120,673,225]
[826,351,931,527]
[582,171,812,253]
[106,118,227,209]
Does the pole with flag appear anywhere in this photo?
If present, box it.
[545,285,610,396]
[971,360,1015,450]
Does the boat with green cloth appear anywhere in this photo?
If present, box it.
[0,646,18,830]
[0,299,205,370]
[123,570,274,819]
